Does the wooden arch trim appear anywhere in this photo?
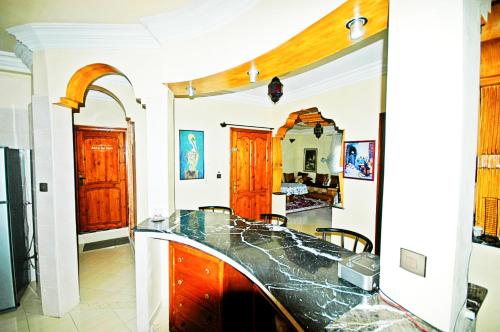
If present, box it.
[272,107,341,192]
[55,63,128,111]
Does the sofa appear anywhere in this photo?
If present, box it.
[282,172,340,205]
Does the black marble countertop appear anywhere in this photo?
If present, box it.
[136,210,441,331]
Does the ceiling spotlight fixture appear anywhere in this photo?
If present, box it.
[314,122,323,139]
[346,17,368,41]
[186,82,196,99]
[247,64,259,83]
[268,77,283,103]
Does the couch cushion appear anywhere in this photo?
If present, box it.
[329,175,340,188]
[283,173,295,183]
[315,173,328,185]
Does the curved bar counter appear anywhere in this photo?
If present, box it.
[134,210,439,331]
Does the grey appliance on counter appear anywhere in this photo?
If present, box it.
[338,252,380,291]
[0,147,30,311]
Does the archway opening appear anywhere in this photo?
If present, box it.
[274,107,344,235]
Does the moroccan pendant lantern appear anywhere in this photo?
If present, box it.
[268,76,283,103]
[314,122,323,139]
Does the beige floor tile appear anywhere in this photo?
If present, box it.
[79,287,116,304]
[70,307,129,332]
[26,312,78,332]
[112,307,136,323]
[124,317,137,332]
[0,308,29,332]
[21,299,43,315]
[1,243,137,332]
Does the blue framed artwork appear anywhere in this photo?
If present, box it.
[179,130,204,180]
[343,140,375,181]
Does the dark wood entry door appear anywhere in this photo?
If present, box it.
[230,128,272,220]
[75,126,128,233]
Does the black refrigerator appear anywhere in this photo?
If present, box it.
[0,147,30,311]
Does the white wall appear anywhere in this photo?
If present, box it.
[74,96,127,128]
[0,71,31,149]
[469,244,500,332]
[273,77,384,244]
[379,0,481,330]
[0,70,37,280]
[174,97,272,210]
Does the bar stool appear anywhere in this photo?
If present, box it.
[315,228,373,253]
[198,206,233,215]
[260,214,288,227]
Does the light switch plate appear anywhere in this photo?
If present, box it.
[400,248,426,277]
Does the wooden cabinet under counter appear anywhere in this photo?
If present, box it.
[169,241,295,332]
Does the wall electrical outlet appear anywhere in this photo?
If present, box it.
[400,248,426,277]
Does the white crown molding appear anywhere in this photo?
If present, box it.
[214,60,386,107]
[0,51,30,74]
[6,23,160,51]
[140,0,258,42]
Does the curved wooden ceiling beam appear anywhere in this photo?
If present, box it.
[166,0,388,98]
[55,63,128,111]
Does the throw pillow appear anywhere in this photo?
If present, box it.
[315,173,327,185]
[296,177,304,184]
[329,175,340,188]
[284,173,295,183]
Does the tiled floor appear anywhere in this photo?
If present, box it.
[0,243,137,332]
[286,206,332,237]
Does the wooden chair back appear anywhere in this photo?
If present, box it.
[315,228,373,253]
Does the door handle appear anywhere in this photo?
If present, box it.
[79,175,86,186]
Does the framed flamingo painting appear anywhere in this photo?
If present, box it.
[179,130,205,180]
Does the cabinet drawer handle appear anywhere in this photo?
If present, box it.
[177,279,183,285]
[178,302,183,307]
[204,268,210,275]
[178,256,184,263]
[204,293,210,300]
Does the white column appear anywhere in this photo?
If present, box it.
[31,51,79,316]
[380,0,481,330]
[144,87,172,217]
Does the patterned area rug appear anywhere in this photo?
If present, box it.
[286,196,328,214]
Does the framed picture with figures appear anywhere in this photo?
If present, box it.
[179,130,204,180]
[343,140,375,181]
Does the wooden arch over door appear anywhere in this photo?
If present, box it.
[55,63,128,111]
[272,107,341,192]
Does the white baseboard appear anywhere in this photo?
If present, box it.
[78,227,129,244]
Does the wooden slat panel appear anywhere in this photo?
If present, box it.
[482,2,500,42]
[475,84,500,236]
[272,137,282,193]
[478,86,500,154]
[481,39,500,80]
[166,0,388,97]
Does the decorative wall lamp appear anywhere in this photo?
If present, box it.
[268,77,283,103]
[289,138,295,143]
[247,64,259,83]
[314,122,323,139]
[187,82,196,99]
[346,17,368,40]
